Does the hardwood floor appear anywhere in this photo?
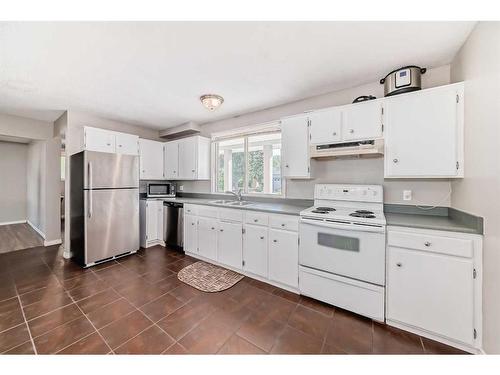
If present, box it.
[0,244,468,355]
[0,223,44,254]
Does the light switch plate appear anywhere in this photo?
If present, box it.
[403,190,412,201]
[179,185,184,191]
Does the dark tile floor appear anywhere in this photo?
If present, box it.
[0,245,467,355]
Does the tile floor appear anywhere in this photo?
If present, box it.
[0,245,467,355]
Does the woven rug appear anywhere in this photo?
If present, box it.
[177,261,244,292]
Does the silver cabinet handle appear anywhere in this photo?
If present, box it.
[281,223,285,227]
[349,129,354,134]
[260,236,264,240]
[254,219,258,222]
[211,227,215,230]
[393,159,399,163]
[220,229,224,232]
[424,241,431,247]
[106,143,111,146]
[192,169,195,172]
[285,164,289,168]
[396,262,402,267]
[273,239,278,243]
[333,132,337,136]
[191,223,194,226]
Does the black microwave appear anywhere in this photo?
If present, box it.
[147,183,176,198]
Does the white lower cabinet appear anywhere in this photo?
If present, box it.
[139,200,164,248]
[217,221,243,270]
[268,229,298,288]
[386,227,482,352]
[184,214,198,254]
[242,224,268,278]
[197,217,217,261]
[183,204,300,291]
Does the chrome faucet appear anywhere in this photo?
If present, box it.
[225,189,243,201]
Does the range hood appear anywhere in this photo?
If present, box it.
[310,139,384,159]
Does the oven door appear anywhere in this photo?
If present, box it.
[299,220,385,285]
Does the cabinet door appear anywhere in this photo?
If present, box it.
[146,201,160,241]
[309,107,342,144]
[217,221,243,270]
[387,246,474,345]
[281,114,310,178]
[342,101,382,141]
[184,214,198,253]
[178,137,197,179]
[197,217,217,260]
[139,139,165,180]
[164,141,179,180]
[384,86,460,177]
[268,229,298,288]
[84,127,115,153]
[116,133,139,155]
[243,224,268,278]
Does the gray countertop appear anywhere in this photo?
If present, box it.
[140,195,483,234]
[384,205,483,235]
[141,196,308,216]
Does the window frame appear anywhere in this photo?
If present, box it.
[211,130,285,198]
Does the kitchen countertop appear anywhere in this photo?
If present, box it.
[140,195,483,234]
[141,195,310,216]
[384,204,483,235]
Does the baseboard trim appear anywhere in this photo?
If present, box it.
[0,220,27,226]
[27,220,46,239]
[44,239,62,246]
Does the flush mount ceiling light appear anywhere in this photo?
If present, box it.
[200,94,224,111]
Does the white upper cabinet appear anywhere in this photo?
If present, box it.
[384,83,464,178]
[165,136,210,181]
[83,127,139,155]
[178,137,197,180]
[115,132,139,155]
[342,100,383,141]
[164,140,179,179]
[139,139,165,180]
[281,114,311,179]
[309,107,342,144]
[84,127,116,154]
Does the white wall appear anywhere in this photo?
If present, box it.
[0,141,28,224]
[0,113,53,140]
[181,65,453,205]
[450,22,500,354]
[27,140,46,235]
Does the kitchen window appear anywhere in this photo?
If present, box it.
[213,128,283,196]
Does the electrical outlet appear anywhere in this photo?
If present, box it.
[179,185,184,191]
[403,190,412,201]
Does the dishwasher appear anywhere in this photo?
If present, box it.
[163,201,184,250]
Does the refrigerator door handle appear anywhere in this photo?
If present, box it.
[88,161,93,218]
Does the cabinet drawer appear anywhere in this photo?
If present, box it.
[219,208,243,222]
[184,204,198,216]
[388,230,473,258]
[245,211,269,226]
[197,205,219,218]
[269,214,299,232]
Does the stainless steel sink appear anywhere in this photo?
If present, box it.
[227,201,254,206]
[210,200,235,205]
[209,200,254,206]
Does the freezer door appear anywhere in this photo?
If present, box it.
[84,188,139,264]
[84,151,139,189]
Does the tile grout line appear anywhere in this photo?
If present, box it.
[14,286,38,354]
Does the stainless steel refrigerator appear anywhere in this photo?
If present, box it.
[70,150,139,267]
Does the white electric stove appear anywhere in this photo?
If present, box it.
[299,184,386,321]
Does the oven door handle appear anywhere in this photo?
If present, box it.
[300,218,385,233]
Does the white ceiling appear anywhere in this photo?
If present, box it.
[0,22,475,129]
